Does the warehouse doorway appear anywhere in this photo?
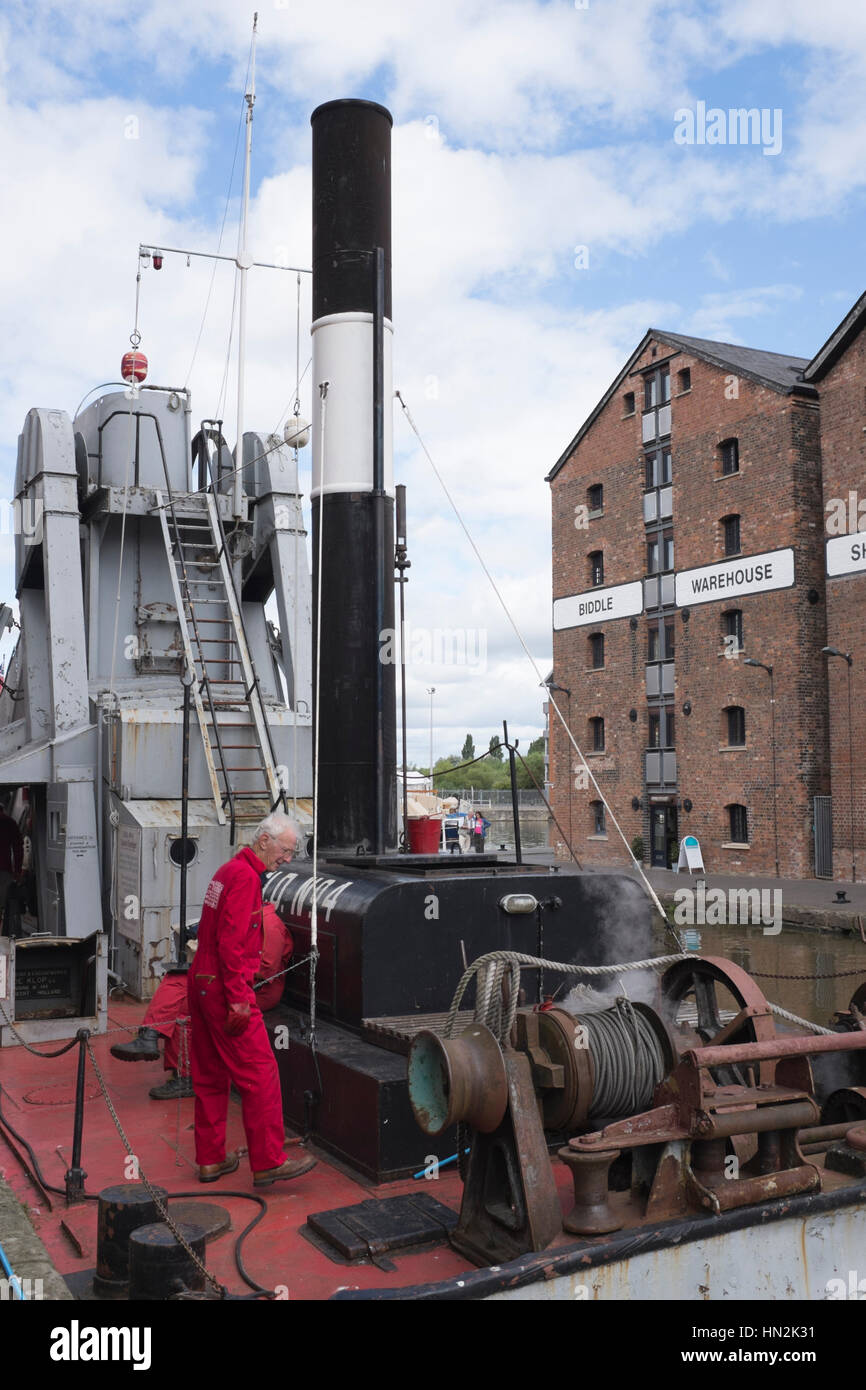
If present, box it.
[651,804,678,868]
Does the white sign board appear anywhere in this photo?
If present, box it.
[826,532,866,579]
[675,548,794,608]
[677,835,705,873]
[553,580,644,631]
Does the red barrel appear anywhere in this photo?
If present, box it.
[407,816,441,854]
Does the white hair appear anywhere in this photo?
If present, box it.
[254,812,301,843]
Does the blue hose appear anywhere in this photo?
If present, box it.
[0,1237,23,1300]
[412,1148,469,1179]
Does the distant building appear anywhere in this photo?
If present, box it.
[545,316,856,878]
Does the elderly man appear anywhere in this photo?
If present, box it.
[189,812,316,1186]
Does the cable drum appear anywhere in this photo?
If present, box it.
[570,998,668,1121]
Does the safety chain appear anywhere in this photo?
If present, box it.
[749,967,866,982]
[0,1000,80,1057]
[176,1016,191,1163]
[85,1040,227,1299]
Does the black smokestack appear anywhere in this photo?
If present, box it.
[310,99,397,855]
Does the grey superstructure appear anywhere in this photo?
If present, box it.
[0,385,312,1005]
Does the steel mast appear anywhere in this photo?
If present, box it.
[234,12,258,519]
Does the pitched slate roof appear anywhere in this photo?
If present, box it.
[803,291,866,382]
[655,331,811,393]
[546,328,814,483]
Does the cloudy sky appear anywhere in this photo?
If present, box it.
[1,0,865,768]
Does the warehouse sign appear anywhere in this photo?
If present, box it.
[826,532,866,578]
[553,580,644,630]
[675,547,794,607]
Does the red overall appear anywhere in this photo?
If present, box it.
[143,972,190,1075]
[189,848,287,1173]
[143,909,291,1075]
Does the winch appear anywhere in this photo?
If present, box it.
[407,953,866,1266]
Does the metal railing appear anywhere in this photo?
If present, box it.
[436,788,547,809]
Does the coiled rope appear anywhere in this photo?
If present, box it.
[444,949,691,1044]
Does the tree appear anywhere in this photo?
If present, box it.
[488,735,503,762]
[461,734,475,762]
[516,749,545,790]
[528,735,545,755]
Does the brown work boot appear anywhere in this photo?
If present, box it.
[253,1153,317,1186]
[198,1152,239,1184]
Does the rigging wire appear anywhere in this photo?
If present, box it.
[214,267,241,424]
[304,380,329,1110]
[184,40,252,391]
[394,390,670,931]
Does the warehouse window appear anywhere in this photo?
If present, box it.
[623,392,635,416]
[591,800,607,836]
[589,633,605,669]
[645,448,672,490]
[725,705,746,746]
[587,483,603,515]
[720,438,739,476]
[722,514,741,556]
[723,609,743,652]
[678,367,691,393]
[589,717,605,751]
[727,804,749,844]
[589,550,604,586]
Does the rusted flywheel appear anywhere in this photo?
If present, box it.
[661,955,777,1087]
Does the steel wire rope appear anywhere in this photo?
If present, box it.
[291,273,303,814]
[575,998,665,1119]
[184,37,252,390]
[300,381,330,1111]
[394,391,673,936]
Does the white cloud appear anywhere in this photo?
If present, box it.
[3,0,866,765]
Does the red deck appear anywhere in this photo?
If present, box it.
[0,1001,575,1300]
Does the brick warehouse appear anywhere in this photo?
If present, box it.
[545,299,866,881]
[803,294,866,881]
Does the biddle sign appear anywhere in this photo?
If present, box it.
[553,580,644,630]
